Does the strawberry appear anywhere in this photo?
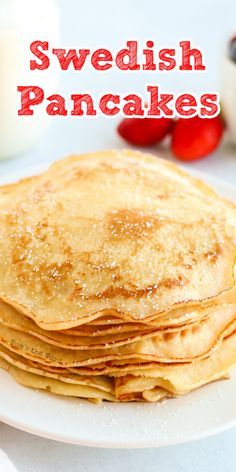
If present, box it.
[117,117,173,146]
[171,116,224,161]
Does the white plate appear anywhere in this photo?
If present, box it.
[0,163,236,448]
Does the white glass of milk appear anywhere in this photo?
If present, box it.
[0,0,59,159]
[221,39,236,145]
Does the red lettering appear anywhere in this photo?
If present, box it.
[159,49,176,71]
[115,41,140,71]
[30,41,49,70]
[179,41,206,71]
[17,86,44,115]
[99,94,120,115]
[52,49,90,70]
[143,41,156,70]
[200,94,219,117]
[46,95,67,115]
[147,86,173,117]
[176,94,197,116]
[71,94,96,115]
[91,49,113,71]
[123,94,144,116]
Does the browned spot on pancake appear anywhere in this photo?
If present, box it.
[204,243,223,263]
[175,252,199,270]
[156,193,171,200]
[180,329,188,338]
[15,259,73,296]
[119,393,144,401]
[72,162,122,180]
[30,180,55,202]
[191,324,201,334]
[158,276,187,290]
[69,275,188,301]
[73,167,97,180]
[153,243,164,252]
[179,323,201,338]
[11,233,32,265]
[163,332,175,342]
[38,279,51,296]
[115,374,134,388]
[38,261,73,282]
[34,220,50,242]
[107,209,163,241]
[184,263,194,269]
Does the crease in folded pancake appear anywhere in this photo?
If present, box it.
[0,299,235,354]
[0,356,115,401]
[0,305,236,366]
[0,345,113,393]
[63,286,236,333]
[1,328,236,403]
[0,299,233,350]
[0,150,236,330]
[114,329,236,400]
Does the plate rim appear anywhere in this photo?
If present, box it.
[0,162,236,448]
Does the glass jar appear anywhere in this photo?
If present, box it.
[0,0,59,159]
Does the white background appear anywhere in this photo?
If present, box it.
[1,0,236,470]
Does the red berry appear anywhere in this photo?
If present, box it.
[171,116,224,161]
[117,117,173,146]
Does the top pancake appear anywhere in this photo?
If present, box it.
[0,149,236,330]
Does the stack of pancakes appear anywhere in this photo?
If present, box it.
[0,149,236,403]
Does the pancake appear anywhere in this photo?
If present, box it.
[63,285,236,333]
[1,327,236,403]
[0,149,236,403]
[0,150,235,330]
[1,299,235,351]
[0,356,115,402]
[0,345,113,393]
[0,305,236,366]
[114,329,236,400]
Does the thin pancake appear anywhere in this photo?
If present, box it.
[0,299,235,352]
[0,306,236,366]
[115,329,236,399]
[63,285,236,333]
[1,329,236,402]
[0,356,115,401]
[0,150,236,329]
[0,345,113,393]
